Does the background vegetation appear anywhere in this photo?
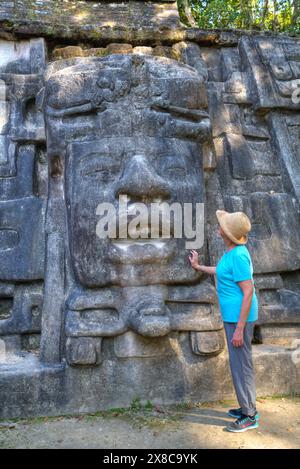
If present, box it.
[178,0,300,34]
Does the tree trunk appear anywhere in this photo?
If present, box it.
[179,0,198,27]
[292,0,299,27]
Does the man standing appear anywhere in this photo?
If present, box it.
[189,210,259,432]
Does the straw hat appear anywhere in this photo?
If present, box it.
[216,210,251,245]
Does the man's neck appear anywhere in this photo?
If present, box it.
[225,241,237,252]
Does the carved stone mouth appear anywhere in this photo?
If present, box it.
[109,238,176,264]
[116,217,175,239]
[112,239,169,249]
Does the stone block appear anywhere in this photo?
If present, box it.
[0,335,21,363]
[107,43,133,55]
[190,330,225,356]
[0,38,45,74]
[66,337,102,366]
[0,283,43,335]
[0,197,45,281]
[0,145,36,200]
[114,330,174,358]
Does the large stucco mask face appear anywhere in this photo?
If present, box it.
[44,54,211,287]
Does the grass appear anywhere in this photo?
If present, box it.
[1,394,299,430]
[257,393,300,401]
[0,398,182,431]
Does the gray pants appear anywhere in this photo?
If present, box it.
[224,322,257,417]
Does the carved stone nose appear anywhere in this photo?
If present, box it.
[115,155,170,200]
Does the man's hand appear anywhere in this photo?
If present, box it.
[188,250,200,270]
[231,325,244,347]
[188,252,217,275]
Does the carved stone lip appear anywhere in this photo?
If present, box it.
[109,237,177,264]
[113,238,169,247]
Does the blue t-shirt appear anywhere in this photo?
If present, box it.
[216,245,258,323]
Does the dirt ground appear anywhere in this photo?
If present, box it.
[0,396,299,449]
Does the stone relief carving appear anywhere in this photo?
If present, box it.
[41,53,224,366]
[0,39,46,358]
[202,37,300,346]
[0,23,299,416]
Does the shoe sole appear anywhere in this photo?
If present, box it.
[228,411,260,420]
[226,422,259,433]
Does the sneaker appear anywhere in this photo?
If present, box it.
[228,408,260,420]
[226,414,259,433]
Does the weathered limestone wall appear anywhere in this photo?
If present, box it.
[0,0,183,44]
[0,0,290,45]
[0,1,299,418]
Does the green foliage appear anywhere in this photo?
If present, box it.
[130,397,143,412]
[178,0,300,33]
[144,400,154,412]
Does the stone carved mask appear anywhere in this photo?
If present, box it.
[43,54,221,341]
[44,54,211,288]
